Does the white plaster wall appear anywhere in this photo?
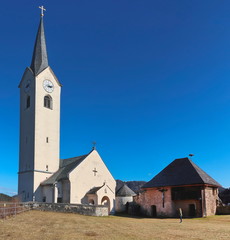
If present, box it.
[115,196,133,212]
[57,182,62,198]
[34,172,53,201]
[34,67,61,173]
[18,68,36,200]
[33,67,61,197]
[62,180,70,203]
[19,68,35,171]
[87,194,97,205]
[18,66,61,201]
[42,185,54,203]
[69,150,116,213]
[18,172,34,201]
[97,184,115,213]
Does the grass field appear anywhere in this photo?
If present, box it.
[0,211,230,240]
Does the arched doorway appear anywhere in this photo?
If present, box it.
[101,196,110,214]
[89,199,94,205]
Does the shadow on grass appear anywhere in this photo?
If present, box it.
[114,213,203,221]
[114,213,145,219]
[114,213,174,220]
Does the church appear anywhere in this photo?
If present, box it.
[18,8,116,213]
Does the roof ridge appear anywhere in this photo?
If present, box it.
[188,159,219,185]
[61,153,88,162]
[180,158,205,184]
[61,149,95,162]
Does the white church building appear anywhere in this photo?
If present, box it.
[18,9,116,213]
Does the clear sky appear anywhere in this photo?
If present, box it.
[1,0,230,195]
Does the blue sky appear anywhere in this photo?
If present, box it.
[1,0,230,195]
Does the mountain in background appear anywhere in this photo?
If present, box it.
[219,188,230,204]
[116,180,146,194]
[0,193,12,202]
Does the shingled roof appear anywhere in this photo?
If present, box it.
[87,185,104,194]
[142,158,221,189]
[116,184,136,197]
[41,153,89,186]
[30,17,49,76]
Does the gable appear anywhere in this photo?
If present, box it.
[18,67,34,88]
[41,149,115,186]
[68,150,115,182]
[18,66,62,89]
[35,66,62,87]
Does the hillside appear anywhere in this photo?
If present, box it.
[219,188,230,204]
[0,193,12,202]
[116,180,146,194]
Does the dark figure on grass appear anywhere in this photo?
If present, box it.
[178,208,183,223]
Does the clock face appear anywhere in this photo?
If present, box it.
[43,80,54,93]
[24,79,31,93]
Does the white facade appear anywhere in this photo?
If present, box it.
[18,66,61,202]
[115,196,133,213]
[69,150,116,213]
[41,150,116,214]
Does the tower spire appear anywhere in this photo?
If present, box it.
[30,6,48,76]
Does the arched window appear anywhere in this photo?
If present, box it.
[26,96,30,109]
[44,95,52,109]
[89,199,94,205]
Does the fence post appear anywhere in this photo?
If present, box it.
[15,202,17,216]
[3,203,6,220]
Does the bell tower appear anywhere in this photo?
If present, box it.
[18,7,61,201]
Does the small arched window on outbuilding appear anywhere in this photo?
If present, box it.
[44,95,52,109]
[26,96,30,109]
[89,199,94,205]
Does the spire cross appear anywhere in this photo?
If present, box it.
[39,6,46,17]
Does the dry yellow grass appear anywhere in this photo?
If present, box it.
[0,211,230,240]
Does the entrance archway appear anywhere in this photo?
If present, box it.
[101,196,110,214]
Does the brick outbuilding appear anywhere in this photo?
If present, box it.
[134,158,220,217]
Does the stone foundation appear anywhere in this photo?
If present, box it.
[27,202,109,216]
